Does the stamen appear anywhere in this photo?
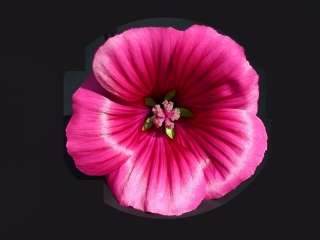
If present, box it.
[151,100,180,129]
[162,100,174,112]
[142,91,192,139]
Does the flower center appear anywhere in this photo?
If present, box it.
[152,100,181,129]
[142,90,193,139]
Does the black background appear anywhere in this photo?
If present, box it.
[1,1,319,239]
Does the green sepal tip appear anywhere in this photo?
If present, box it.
[142,117,153,131]
[144,97,156,107]
[165,127,175,139]
[179,107,193,117]
[164,90,176,100]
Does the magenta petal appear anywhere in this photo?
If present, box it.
[173,25,259,114]
[93,27,182,102]
[107,134,207,216]
[175,108,267,199]
[66,75,149,176]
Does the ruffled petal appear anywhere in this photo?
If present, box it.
[174,108,267,199]
[93,27,182,102]
[106,133,207,216]
[172,25,259,114]
[66,75,149,176]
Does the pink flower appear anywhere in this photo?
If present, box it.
[66,25,268,216]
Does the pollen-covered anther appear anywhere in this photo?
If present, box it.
[151,100,181,129]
